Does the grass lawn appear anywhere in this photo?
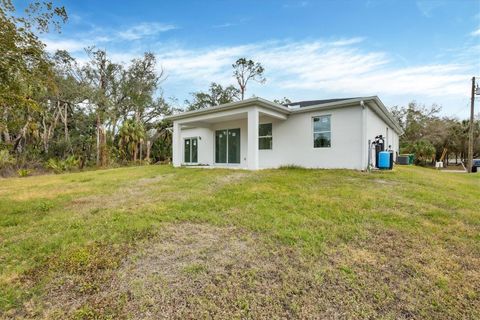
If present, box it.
[0,165,479,319]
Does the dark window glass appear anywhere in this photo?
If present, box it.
[184,139,191,162]
[313,116,331,148]
[259,137,272,150]
[216,129,240,163]
[191,138,198,163]
[215,130,227,163]
[227,128,241,163]
[259,123,272,150]
[259,123,272,137]
[314,132,331,148]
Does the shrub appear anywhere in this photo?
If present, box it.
[46,156,79,174]
[404,140,436,165]
[279,164,305,170]
[0,149,14,169]
[17,169,32,177]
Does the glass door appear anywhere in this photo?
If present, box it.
[184,137,198,163]
[227,128,240,164]
[215,128,240,164]
[215,130,227,163]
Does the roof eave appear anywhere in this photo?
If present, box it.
[369,96,404,135]
[164,97,291,121]
[290,97,369,113]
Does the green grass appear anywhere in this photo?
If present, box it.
[0,165,479,318]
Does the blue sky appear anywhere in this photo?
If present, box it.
[34,0,480,117]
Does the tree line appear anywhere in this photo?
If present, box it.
[391,102,480,166]
[1,1,478,176]
[0,1,269,176]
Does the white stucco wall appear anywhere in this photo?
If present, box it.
[179,127,214,165]
[174,102,400,170]
[258,106,363,169]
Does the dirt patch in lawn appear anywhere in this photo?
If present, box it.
[66,171,250,215]
[66,173,178,213]
[16,223,480,320]
[323,227,480,319]
[35,223,326,319]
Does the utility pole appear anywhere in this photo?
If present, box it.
[467,77,475,173]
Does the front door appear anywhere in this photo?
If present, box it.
[184,137,198,163]
[215,128,240,164]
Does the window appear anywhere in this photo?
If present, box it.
[259,123,272,150]
[313,115,331,148]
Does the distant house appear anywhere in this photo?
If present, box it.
[166,96,403,170]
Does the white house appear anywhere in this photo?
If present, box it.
[166,96,403,170]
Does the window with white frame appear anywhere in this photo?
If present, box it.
[259,123,272,150]
[313,115,331,148]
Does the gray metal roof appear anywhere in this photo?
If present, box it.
[285,98,360,108]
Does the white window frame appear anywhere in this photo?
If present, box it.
[259,123,273,150]
[312,115,332,148]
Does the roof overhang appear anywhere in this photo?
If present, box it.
[166,96,403,135]
[165,97,290,121]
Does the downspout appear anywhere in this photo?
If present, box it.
[360,100,367,171]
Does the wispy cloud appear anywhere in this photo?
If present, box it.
[117,22,176,40]
[41,31,476,114]
[416,0,446,18]
[42,21,176,53]
[42,33,114,53]
[42,39,90,52]
[152,38,471,101]
[282,1,309,9]
[330,37,366,46]
[212,22,235,29]
[471,28,480,37]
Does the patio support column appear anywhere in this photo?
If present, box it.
[172,121,181,167]
[247,107,259,170]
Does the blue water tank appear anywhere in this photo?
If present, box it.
[378,151,391,169]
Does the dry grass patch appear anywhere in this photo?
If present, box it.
[323,228,480,319]
[31,223,311,319]
[15,222,479,319]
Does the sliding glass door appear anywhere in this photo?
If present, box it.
[215,128,240,164]
[184,137,198,163]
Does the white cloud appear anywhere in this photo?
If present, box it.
[42,39,89,52]
[151,39,471,102]
[471,28,480,36]
[212,22,235,29]
[41,30,476,115]
[117,22,176,40]
[42,34,114,53]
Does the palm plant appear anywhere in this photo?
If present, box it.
[118,120,145,162]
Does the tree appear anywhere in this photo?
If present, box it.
[82,48,124,166]
[185,82,240,111]
[404,140,436,165]
[232,58,265,100]
[391,101,480,166]
[0,1,67,157]
[0,1,179,173]
[118,120,145,162]
[273,97,291,105]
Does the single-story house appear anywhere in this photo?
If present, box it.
[165,96,403,170]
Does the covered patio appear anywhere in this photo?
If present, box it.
[170,100,289,170]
